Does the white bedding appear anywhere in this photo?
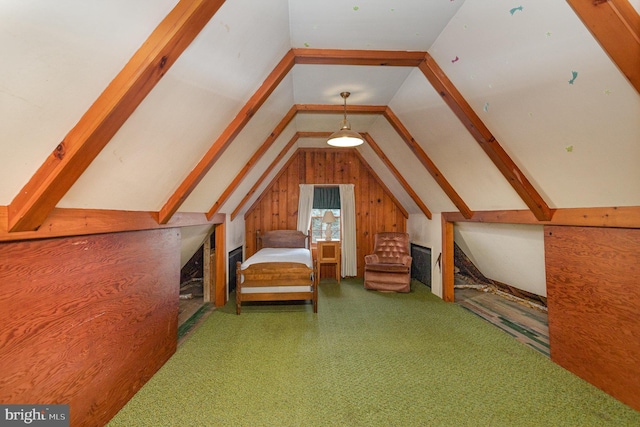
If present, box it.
[240,247,313,270]
[239,247,314,294]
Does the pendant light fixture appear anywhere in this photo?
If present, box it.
[327,92,363,147]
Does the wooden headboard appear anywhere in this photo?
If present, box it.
[257,230,308,249]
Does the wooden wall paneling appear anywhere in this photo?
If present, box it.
[0,229,180,426]
[297,152,306,183]
[384,193,394,231]
[244,148,406,277]
[357,155,370,273]
[315,151,326,183]
[269,181,278,230]
[287,165,299,231]
[335,151,345,182]
[545,225,640,410]
[278,177,287,230]
[304,151,313,183]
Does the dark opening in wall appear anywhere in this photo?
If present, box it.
[181,246,203,284]
[228,246,243,294]
[411,244,431,287]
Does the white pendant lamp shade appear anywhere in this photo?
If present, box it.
[327,92,363,147]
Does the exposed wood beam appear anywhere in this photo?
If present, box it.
[442,206,640,229]
[361,133,432,219]
[233,134,301,220]
[292,48,427,66]
[441,215,455,302]
[418,54,554,221]
[206,106,298,220]
[567,0,640,94]
[7,0,227,233]
[214,222,226,307]
[352,149,409,219]
[158,49,297,224]
[383,108,473,219]
[295,131,333,138]
[295,104,387,114]
[0,206,222,243]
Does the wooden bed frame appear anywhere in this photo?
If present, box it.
[235,230,317,315]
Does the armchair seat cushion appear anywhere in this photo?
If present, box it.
[364,263,410,273]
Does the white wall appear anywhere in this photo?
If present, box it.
[455,223,547,297]
[179,224,214,268]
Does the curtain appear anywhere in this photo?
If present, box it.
[339,184,357,277]
[313,187,340,209]
[297,184,314,235]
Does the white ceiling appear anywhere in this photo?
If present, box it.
[1,0,639,221]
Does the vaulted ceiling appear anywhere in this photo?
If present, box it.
[1,0,639,240]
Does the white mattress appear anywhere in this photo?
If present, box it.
[240,247,313,270]
[239,247,313,294]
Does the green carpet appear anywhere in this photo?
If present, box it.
[108,279,639,426]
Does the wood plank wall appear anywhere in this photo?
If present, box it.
[245,148,407,277]
[0,228,181,426]
[545,225,640,411]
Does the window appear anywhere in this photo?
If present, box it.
[311,208,341,243]
[311,186,340,243]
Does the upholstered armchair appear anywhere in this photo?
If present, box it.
[364,232,412,293]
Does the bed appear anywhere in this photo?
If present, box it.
[235,229,317,315]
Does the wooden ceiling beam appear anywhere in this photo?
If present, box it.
[418,54,554,221]
[7,0,227,232]
[361,133,432,219]
[206,106,298,220]
[158,49,296,224]
[383,107,473,219]
[295,104,387,114]
[443,206,640,229]
[292,48,426,66]
[0,206,221,243]
[567,0,640,94]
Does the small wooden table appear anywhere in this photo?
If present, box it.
[317,239,341,283]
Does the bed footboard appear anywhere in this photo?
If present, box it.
[236,261,317,315]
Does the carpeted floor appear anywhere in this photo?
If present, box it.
[108,279,640,426]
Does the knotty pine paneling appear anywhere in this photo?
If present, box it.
[245,148,406,277]
[0,229,180,426]
[545,226,640,411]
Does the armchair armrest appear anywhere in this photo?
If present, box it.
[364,254,379,264]
[400,254,412,268]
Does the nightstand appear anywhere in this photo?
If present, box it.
[317,239,341,283]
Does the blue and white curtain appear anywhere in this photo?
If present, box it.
[297,183,357,277]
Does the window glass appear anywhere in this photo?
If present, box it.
[311,208,340,243]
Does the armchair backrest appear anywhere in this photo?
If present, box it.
[372,232,410,263]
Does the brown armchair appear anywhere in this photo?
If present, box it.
[364,232,412,293]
